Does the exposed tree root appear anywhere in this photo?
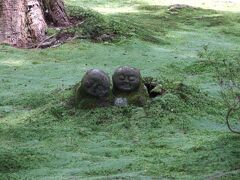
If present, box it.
[29,20,86,49]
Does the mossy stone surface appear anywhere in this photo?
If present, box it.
[113,83,149,106]
[76,69,113,109]
[112,66,149,106]
[76,84,113,109]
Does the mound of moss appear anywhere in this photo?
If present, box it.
[0,148,53,173]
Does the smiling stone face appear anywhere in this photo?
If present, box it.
[82,69,110,97]
[112,66,141,93]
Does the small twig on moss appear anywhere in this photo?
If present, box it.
[226,107,240,134]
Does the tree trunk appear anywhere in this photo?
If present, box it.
[0,0,29,47]
[0,0,70,48]
[27,0,48,44]
[41,0,70,27]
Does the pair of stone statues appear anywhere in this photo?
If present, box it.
[76,66,149,108]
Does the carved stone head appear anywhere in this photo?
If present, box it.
[112,66,141,93]
[81,69,110,97]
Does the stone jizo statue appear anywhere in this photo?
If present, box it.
[81,69,110,97]
[112,66,141,93]
[112,66,149,106]
[76,69,112,108]
[75,67,149,108]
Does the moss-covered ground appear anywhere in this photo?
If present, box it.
[0,0,240,179]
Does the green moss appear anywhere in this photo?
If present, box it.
[1,0,240,179]
[0,147,53,173]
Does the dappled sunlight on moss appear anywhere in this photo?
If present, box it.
[93,7,139,14]
[0,59,27,67]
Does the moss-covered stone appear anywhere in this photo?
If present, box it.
[113,83,149,106]
[76,84,114,109]
[76,69,113,109]
[112,66,149,106]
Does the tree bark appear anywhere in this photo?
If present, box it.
[41,0,70,27]
[0,0,29,47]
[0,0,70,48]
[27,0,48,43]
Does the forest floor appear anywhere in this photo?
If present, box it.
[0,0,240,179]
